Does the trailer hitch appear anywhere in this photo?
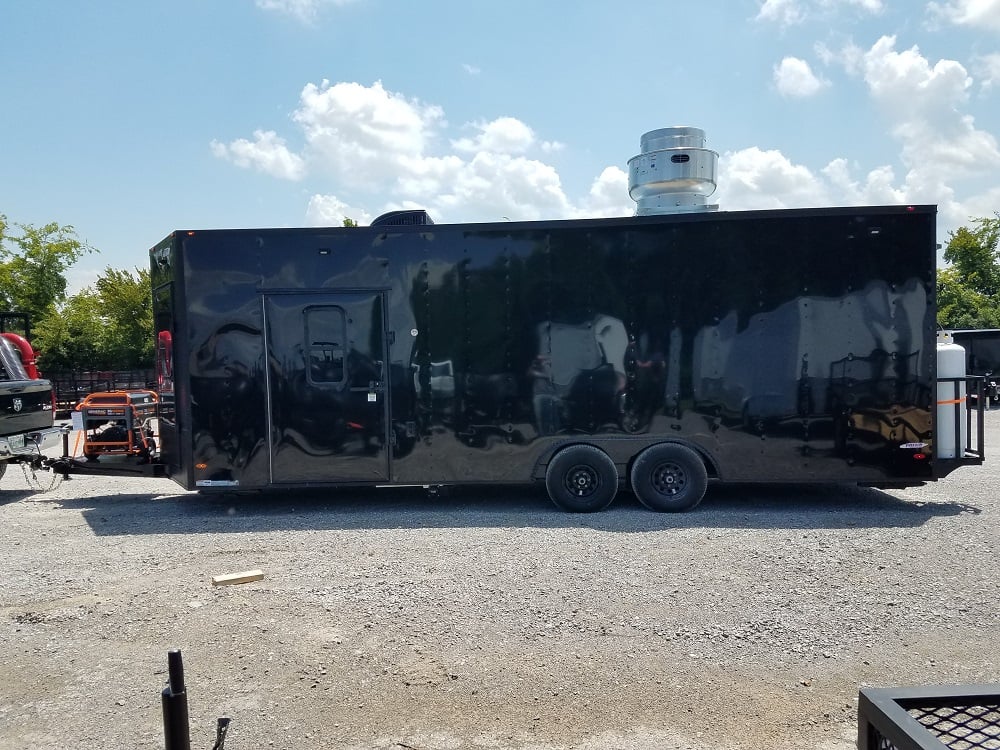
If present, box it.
[162,649,231,750]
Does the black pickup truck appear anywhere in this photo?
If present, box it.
[0,332,62,480]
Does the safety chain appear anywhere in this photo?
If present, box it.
[18,460,64,493]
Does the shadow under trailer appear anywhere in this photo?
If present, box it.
[48,128,985,511]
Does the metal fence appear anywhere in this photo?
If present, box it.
[858,685,1000,749]
[46,369,156,415]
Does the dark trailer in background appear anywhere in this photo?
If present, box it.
[949,329,1000,376]
[946,328,1000,409]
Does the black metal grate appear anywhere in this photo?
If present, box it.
[907,703,1000,749]
[860,687,1000,750]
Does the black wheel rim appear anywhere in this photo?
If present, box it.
[564,464,600,497]
[650,461,686,496]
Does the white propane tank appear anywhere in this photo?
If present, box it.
[936,331,967,458]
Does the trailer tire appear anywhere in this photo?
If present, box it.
[545,444,618,513]
[630,443,707,512]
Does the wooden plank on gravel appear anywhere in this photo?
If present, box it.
[211,569,264,586]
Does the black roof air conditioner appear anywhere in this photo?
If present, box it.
[370,210,435,227]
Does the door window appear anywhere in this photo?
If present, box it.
[305,306,346,386]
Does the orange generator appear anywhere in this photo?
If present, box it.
[75,390,158,461]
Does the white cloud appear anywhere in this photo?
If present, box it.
[959,186,1000,223]
[421,151,573,222]
[844,0,885,11]
[859,36,1000,179]
[304,194,373,226]
[452,117,536,155]
[214,80,632,225]
[715,147,831,209]
[774,57,831,97]
[974,52,1000,92]
[462,63,481,75]
[861,36,970,116]
[210,130,306,180]
[816,35,1000,195]
[574,167,634,219]
[255,0,357,23]
[210,59,995,242]
[757,0,806,25]
[738,34,1000,241]
[292,79,446,187]
[814,40,865,74]
[756,0,884,25]
[821,158,906,204]
[927,0,1000,32]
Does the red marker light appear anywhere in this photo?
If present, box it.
[913,453,927,461]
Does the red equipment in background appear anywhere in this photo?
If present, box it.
[1,332,42,379]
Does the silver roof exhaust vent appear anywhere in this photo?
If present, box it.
[628,127,719,215]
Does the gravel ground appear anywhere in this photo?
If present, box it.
[1,416,999,750]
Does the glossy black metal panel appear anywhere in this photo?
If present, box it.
[265,291,390,483]
[151,206,939,491]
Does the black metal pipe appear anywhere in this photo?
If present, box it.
[162,649,191,750]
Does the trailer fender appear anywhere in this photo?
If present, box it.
[624,439,719,482]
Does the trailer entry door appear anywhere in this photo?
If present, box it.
[264,291,390,483]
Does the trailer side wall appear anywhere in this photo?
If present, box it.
[151,206,938,491]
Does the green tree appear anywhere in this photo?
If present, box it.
[343,217,358,227]
[0,214,94,321]
[937,266,1000,329]
[32,267,153,372]
[31,292,103,372]
[94,267,153,368]
[938,214,1000,329]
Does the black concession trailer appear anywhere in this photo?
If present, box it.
[147,204,984,512]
